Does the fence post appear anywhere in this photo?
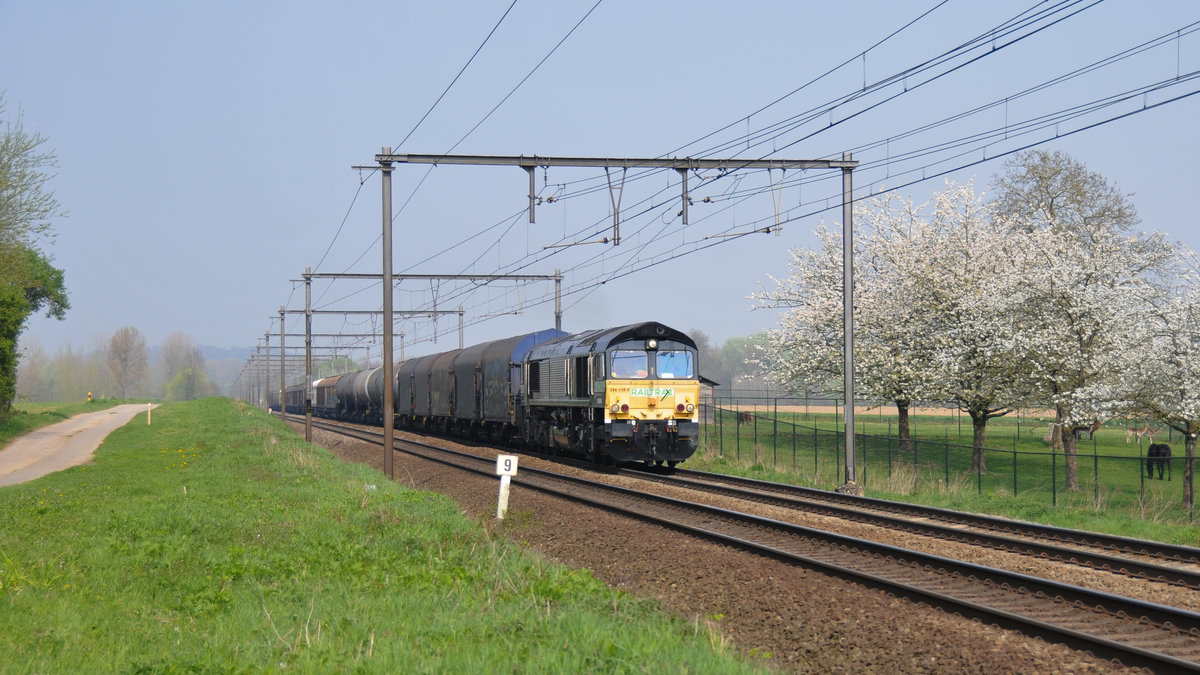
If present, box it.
[1051,448,1057,507]
[836,427,842,479]
[719,405,724,457]
[860,430,867,487]
[773,399,778,468]
[735,403,741,461]
[1189,450,1194,522]
[944,441,950,486]
[1012,449,1017,497]
[913,437,919,477]
[887,424,893,480]
[753,413,758,463]
[792,419,797,472]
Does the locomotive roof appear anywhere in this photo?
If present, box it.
[526,321,695,360]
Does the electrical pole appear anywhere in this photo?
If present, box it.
[305,268,313,442]
[264,332,270,412]
[839,152,861,495]
[380,147,395,479]
[279,307,286,420]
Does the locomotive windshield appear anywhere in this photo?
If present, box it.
[655,350,694,378]
[611,350,649,378]
[609,345,696,379]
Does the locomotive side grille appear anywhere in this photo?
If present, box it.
[546,359,567,396]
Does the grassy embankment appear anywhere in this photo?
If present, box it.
[0,398,762,673]
[694,407,1199,547]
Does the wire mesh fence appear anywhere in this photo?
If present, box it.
[701,402,1195,521]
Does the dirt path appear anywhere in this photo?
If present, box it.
[0,404,155,487]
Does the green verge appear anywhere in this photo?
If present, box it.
[0,398,762,673]
[694,410,1199,547]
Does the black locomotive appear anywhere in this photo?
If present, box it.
[270,322,701,466]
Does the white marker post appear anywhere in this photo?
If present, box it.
[495,454,518,520]
[147,403,152,426]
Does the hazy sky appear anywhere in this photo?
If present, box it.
[5,1,1198,363]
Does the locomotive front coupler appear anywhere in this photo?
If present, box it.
[647,423,659,456]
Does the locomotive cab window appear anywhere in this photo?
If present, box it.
[656,350,694,379]
[611,350,649,379]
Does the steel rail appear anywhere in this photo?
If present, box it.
[296,416,1200,671]
[621,466,1200,588]
[667,466,1200,565]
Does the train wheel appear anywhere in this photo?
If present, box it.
[667,460,678,469]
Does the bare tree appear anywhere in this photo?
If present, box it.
[15,337,51,402]
[157,332,203,391]
[108,326,147,399]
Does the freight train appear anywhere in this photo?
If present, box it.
[269,322,701,467]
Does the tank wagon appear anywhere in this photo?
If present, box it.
[270,321,701,467]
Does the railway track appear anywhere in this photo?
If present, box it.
[290,415,1200,671]
[623,465,1200,589]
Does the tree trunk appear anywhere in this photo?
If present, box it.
[1061,428,1080,492]
[896,400,912,454]
[1053,405,1079,490]
[970,413,988,474]
[1050,423,1064,451]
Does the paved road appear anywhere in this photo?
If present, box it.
[0,404,155,487]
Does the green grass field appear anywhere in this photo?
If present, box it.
[0,398,762,673]
[696,406,1198,546]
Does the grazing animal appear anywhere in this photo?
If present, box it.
[1043,423,1055,443]
[1146,443,1171,480]
[1074,420,1102,440]
[736,411,753,425]
[1126,424,1159,444]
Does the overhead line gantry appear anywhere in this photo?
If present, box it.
[363,150,862,491]
[372,152,858,240]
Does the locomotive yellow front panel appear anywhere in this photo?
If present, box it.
[603,378,700,463]
[605,380,700,422]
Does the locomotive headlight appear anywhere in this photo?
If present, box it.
[686,403,695,413]
[646,338,658,350]
[610,403,620,413]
